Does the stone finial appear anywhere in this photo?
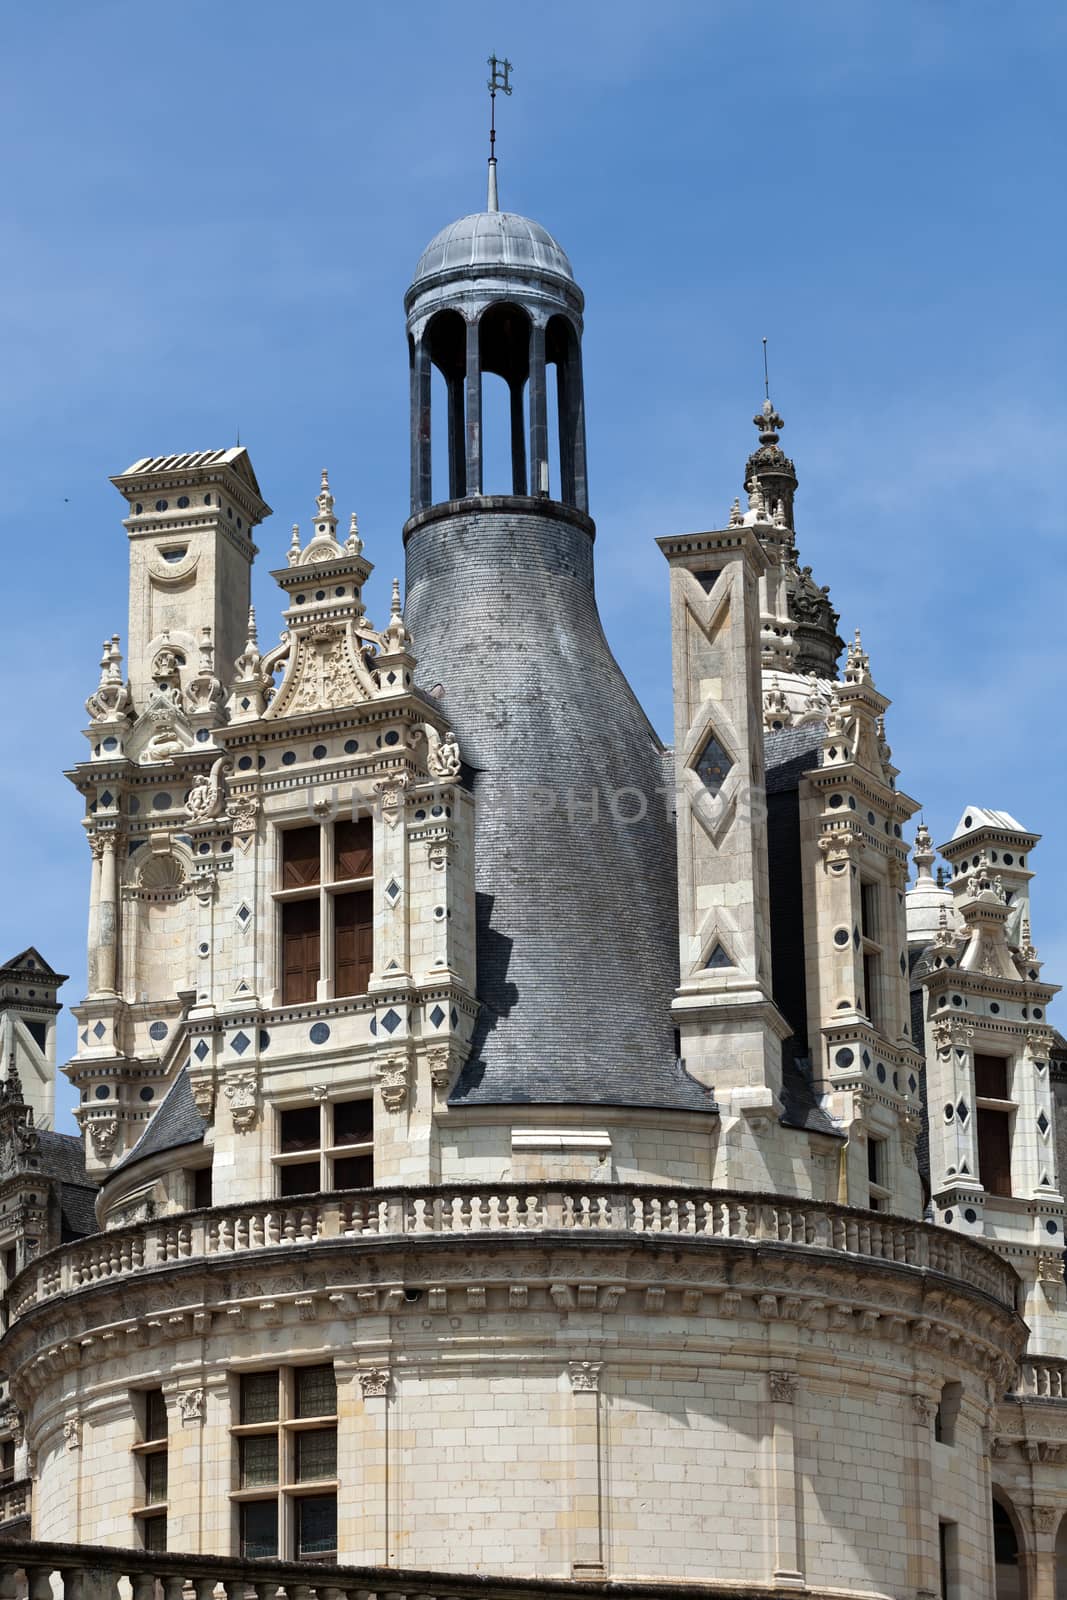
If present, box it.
[345,510,363,555]
[912,821,936,882]
[287,523,301,566]
[773,497,787,528]
[746,476,767,521]
[315,468,335,524]
[728,496,743,527]
[844,628,872,686]
[379,577,413,655]
[753,397,785,446]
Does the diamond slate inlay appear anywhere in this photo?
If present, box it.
[194,1040,209,1061]
[1038,1110,1050,1135]
[93,1022,106,1039]
[231,1031,251,1056]
[430,1005,445,1029]
[693,732,733,796]
[381,1008,402,1034]
[956,1098,969,1123]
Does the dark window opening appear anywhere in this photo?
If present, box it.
[977,1108,1013,1197]
[295,1428,337,1482]
[279,1107,320,1154]
[193,1167,213,1209]
[140,1512,167,1553]
[296,1493,337,1562]
[279,1161,320,1197]
[240,1372,279,1426]
[334,1153,374,1189]
[143,1388,167,1443]
[240,1499,278,1560]
[295,1365,337,1420]
[975,1054,1009,1100]
[333,1098,373,1147]
[239,1435,278,1489]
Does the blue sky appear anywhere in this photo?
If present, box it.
[1,1,1063,1130]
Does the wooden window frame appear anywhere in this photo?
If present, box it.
[272,1098,374,1197]
[275,819,374,1004]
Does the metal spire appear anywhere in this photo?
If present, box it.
[762,337,770,401]
[487,54,512,212]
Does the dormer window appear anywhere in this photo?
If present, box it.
[276,819,373,1004]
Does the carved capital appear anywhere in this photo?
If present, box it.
[89,1117,119,1156]
[63,1416,81,1451]
[768,1371,797,1404]
[377,1056,409,1112]
[359,1369,390,1399]
[177,1387,204,1426]
[1033,1505,1058,1534]
[568,1361,602,1393]
[224,1071,259,1133]
[373,772,409,826]
[226,795,260,837]
[911,1393,933,1426]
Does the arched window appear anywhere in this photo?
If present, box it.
[993,1493,1027,1600]
[479,302,530,496]
[546,314,588,511]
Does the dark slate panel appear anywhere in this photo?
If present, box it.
[114,1067,206,1171]
[405,503,708,1114]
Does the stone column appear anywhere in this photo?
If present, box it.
[570,347,589,513]
[410,335,432,514]
[86,835,104,995]
[1029,1508,1057,1600]
[509,379,527,494]
[464,317,482,497]
[567,1362,604,1577]
[447,372,466,499]
[97,834,119,996]
[766,1372,802,1584]
[357,1368,391,1564]
[528,321,548,497]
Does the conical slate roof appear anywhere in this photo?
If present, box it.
[405,502,711,1114]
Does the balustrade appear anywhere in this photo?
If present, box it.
[5,1185,1019,1320]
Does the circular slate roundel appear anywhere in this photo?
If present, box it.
[344,739,358,755]
[310,1022,331,1045]
[835,1047,854,1069]
[964,1208,977,1224]
[140,1087,154,1102]
[94,1085,109,1100]
[148,1022,168,1041]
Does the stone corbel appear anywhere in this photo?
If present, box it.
[373,772,410,827]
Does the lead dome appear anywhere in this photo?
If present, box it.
[411,210,575,288]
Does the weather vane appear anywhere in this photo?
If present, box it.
[487,54,513,163]
[486,55,513,211]
[762,336,770,401]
